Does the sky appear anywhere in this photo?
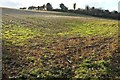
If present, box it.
[0,0,119,11]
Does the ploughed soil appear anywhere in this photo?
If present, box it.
[2,8,120,79]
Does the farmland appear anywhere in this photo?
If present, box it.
[2,8,120,79]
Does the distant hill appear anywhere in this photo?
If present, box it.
[1,7,119,20]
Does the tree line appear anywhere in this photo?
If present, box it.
[19,3,119,20]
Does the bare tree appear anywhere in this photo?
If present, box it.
[60,3,68,11]
[37,5,45,10]
[46,3,53,11]
[85,5,89,10]
[73,3,76,10]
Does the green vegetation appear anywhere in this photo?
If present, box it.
[3,25,46,46]
[2,12,119,79]
[58,21,117,37]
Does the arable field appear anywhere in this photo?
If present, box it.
[2,8,120,79]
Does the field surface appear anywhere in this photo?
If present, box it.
[2,8,120,79]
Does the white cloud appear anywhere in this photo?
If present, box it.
[118,1,120,12]
[0,0,22,8]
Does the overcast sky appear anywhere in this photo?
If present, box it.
[0,0,119,11]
